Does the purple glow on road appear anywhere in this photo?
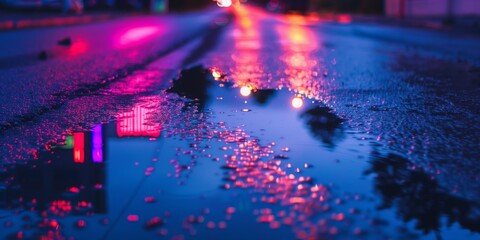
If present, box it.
[92,125,103,163]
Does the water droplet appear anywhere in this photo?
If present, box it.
[270,221,280,229]
[75,220,86,229]
[218,221,227,229]
[144,196,156,203]
[145,217,163,230]
[159,228,168,236]
[207,221,216,229]
[226,207,236,214]
[4,221,13,228]
[127,215,139,222]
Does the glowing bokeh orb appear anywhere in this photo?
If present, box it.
[240,86,252,97]
[212,70,222,80]
[291,97,304,109]
[217,0,232,7]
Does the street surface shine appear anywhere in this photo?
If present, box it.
[1,4,480,240]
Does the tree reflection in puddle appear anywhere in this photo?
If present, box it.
[300,106,345,149]
[367,153,480,235]
[250,89,277,105]
[166,65,211,111]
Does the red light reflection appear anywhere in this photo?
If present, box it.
[73,132,84,163]
[68,40,88,57]
[50,200,72,214]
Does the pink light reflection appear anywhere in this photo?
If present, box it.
[119,26,160,46]
[229,4,264,89]
[337,14,352,24]
[117,105,161,138]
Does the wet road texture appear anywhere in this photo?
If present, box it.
[0,4,479,240]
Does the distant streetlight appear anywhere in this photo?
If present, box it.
[217,0,233,8]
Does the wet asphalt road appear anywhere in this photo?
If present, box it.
[0,4,479,240]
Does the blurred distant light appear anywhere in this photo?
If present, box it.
[291,96,304,109]
[240,86,252,97]
[212,69,222,80]
[337,14,352,24]
[217,0,232,7]
[152,0,167,13]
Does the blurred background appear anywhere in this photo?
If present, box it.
[1,0,479,22]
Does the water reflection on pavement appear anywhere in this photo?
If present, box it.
[1,66,478,239]
[0,78,365,239]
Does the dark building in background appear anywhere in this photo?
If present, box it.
[309,0,383,14]
[385,0,480,18]
[0,0,165,12]
[168,0,212,12]
[252,0,383,14]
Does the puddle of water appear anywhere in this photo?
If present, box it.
[1,62,479,239]
[0,76,367,238]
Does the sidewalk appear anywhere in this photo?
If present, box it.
[352,15,480,36]
[0,10,139,30]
